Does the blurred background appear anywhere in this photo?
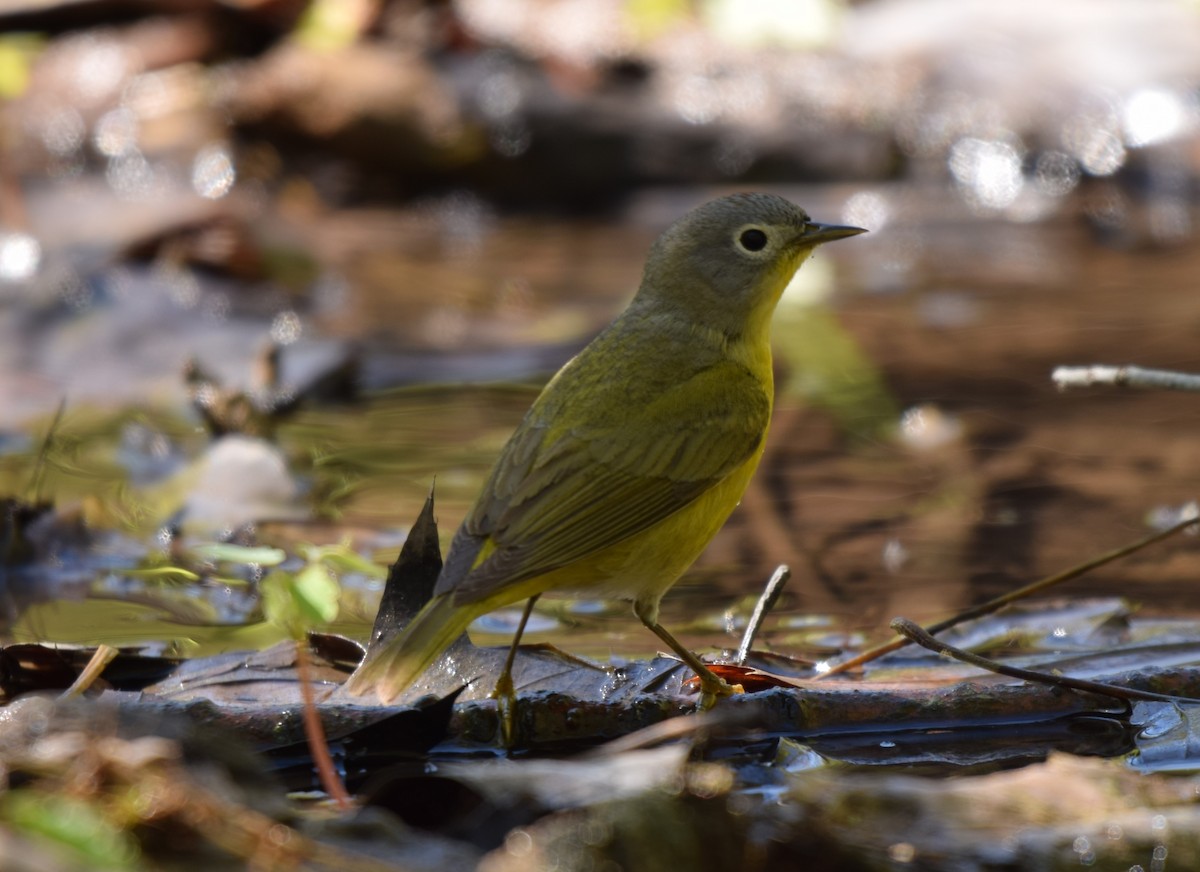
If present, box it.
[2,0,1200,661]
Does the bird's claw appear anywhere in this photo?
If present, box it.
[697,677,744,711]
[490,672,519,750]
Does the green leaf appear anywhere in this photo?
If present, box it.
[300,541,387,579]
[261,565,341,636]
[191,543,287,566]
[292,562,341,624]
[2,790,140,870]
[122,566,202,582]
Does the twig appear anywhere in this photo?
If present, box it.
[817,512,1200,678]
[295,639,352,810]
[891,617,1200,706]
[586,706,758,757]
[59,644,118,698]
[736,564,790,664]
[1053,365,1200,392]
[587,710,721,756]
[165,766,397,871]
[29,398,67,505]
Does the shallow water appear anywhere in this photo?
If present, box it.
[5,177,1200,669]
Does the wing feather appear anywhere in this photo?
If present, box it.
[438,357,770,605]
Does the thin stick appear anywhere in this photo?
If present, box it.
[29,398,67,505]
[1053,365,1200,392]
[295,639,352,810]
[891,617,1200,706]
[737,564,790,664]
[818,512,1200,678]
[587,707,757,757]
[59,644,118,698]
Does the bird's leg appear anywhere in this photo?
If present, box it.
[634,601,743,710]
[490,594,539,750]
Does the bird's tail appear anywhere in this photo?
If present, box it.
[344,594,482,703]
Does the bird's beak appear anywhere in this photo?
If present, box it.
[804,222,867,245]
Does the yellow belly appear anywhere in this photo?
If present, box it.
[499,441,765,619]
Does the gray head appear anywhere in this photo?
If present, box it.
[634,193,864,335]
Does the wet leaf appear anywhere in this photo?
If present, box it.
[121,566,202,582]
[691,662,804,692]
[790,753,1200,870]
[1130,702,1200,773]
[268,687,464,793]
[11,599,223,650]
[367,489,442,649]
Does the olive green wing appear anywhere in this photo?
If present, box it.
[438,360,770,605]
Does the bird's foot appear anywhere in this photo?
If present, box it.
[697,675,744,711]
[490,671,519,751]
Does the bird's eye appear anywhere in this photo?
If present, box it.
[738,228,768,252]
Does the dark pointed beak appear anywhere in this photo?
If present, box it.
[805,222,867,245]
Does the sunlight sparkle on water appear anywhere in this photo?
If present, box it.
[1123,88,1187,147]
[0,233,42,282]
[948,137,1023,210]
[898,404,961,451]
[36,106,86,157]
[270,310,302,344]
[1034,150,1081,197]
[71,37,132,104]
[842,190,890,231]
[93,107,138,157]
[192,144,236,200]
[1146,501,1200,533]
[1077,130,1126,176]
[106,152,161,199]
[882,538,909,574]
[1072,835,1094,865]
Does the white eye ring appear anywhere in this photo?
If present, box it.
[734,225,770,254]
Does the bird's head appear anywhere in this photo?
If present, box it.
[636,192,865,339]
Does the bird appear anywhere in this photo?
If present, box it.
[345,192,865,725]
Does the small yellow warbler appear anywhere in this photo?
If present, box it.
[346,193,864,709]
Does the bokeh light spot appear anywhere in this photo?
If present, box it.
[948,137,1023,210]
[1123,88,1186,147]
[93,107,138,157]
[0,232,42,282]
[270,310,302,345]
[1034,151,1081,197]
[36,106,86,157]
[192,145,237,200]
[842,190,891,231]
